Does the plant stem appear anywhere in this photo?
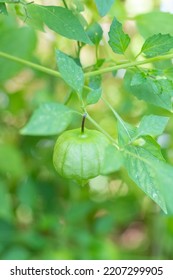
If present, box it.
[81,113,87,134]
[62,0,68,9]
[102,97,122,123]
[85,111,119,149]
[84,53,173,77]
[102,97,132,140]
[0,51,61,78]
[1,51,173,79]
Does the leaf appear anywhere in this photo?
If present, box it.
[101,145,123,175]
[136,12,173,38]
[27,4,92,45]
[130,72,146,86]
[108,18,130,54]
[123,145,167,213]
[86,88,102,105]
[89,75,102,89]
[117,115,170,213]
[117,119,137,146]
[141,34,173,58]
[124,71,173,111]
[94,0,114,17]
[136,115,169,138]
[87,22,103,45]
[0,3,8,15]
[56,50,84,95]
[156,161,173,214]
[141,136,165,161]
[0,26,36,82]
[20,103,73,136]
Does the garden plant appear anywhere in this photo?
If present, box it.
[1,0,173,260]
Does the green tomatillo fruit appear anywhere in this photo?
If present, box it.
[53,128,110,181]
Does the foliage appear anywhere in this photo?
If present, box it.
[1,0,173,260]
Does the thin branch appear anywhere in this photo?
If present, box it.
[0,51,61,78]
[1,51,173,80]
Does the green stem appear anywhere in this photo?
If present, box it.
[71,109,119,148]
[1,51,173,79]
[85,111,119,148]
[0,51,61,78]
[102,97,122,123]
[84,53,173,77]
[81,113,87,134]
[62,0,68,9]
[102,97,132,140]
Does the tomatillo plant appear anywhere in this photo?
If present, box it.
[1,0,173,214]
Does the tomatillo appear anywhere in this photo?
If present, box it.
[53,128,109,180]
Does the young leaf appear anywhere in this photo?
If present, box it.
[124,71,173,111]
[101,145,123,175]
[0,3,8,15]
[86,88,102,105]
[87,22,103,45]
[136,115,169,138]
[27,4,92,45]
[56,50,84,95]
[20,103,73,136]
[141,33,173,57]
[108,18,130,54]
[94,0,114,17]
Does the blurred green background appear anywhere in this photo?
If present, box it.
[0,0,173,260]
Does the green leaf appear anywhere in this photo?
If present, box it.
[130,72,146,86]
[136,115,169,138]
[156,161,173,214]
[123,145,167,213]
[89,75,102,89]
[108,18,130,54]
[117,115,170,213]
[56,50,84,95]
[0,3,8,15]
[101,145,123,175]
[86,88,102,105]
[27,4,92,45]
[136,12,173,38]
[94,0,114,17]
[141,34,173,57]
[20,103,73,136]
[141,136,165,161]
[0,26,36,82]
[117,119,137,146]
[124,71,173,111]
[87,22,103,45]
